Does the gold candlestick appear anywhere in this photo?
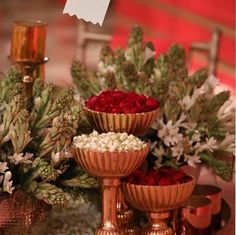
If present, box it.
[9,20,49,83]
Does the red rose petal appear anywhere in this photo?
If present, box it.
[86,90,159,113]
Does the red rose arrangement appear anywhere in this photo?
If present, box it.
[85,90,159,114]
[125,167,192,186]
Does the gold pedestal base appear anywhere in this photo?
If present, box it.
[143,212,173,235]
[117,189,138,234]
[96,178,124,235]
[117,208,138,234]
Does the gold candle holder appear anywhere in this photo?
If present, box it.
[9,20,49,83]
[123,178,195,235]
[181,195,212,235]
[74,145,149,235]
[192,184,222,231]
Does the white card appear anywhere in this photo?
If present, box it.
[63,0,111,26]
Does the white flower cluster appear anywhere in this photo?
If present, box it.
[152,113,225,168]
[74,131,147,152]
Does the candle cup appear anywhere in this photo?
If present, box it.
[192,184,222,231]
[9,20,49,82]
[10,20,47,62]
[181,195,212,235]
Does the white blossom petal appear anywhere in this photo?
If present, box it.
[0,162,8,173]
[73,131,146,152]
[8,153,33,165]
[3,171,15,194]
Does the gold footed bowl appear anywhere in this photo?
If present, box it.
[84,107,159,135]
[75,145,149,235]
[122,178,195,235]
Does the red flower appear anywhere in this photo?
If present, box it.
[144,176,156,186]
[125,167,191,186]
[146,98,159,110]
[86,90,159,114]
[158,178,172,186]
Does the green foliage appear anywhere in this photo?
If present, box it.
[0,68,98,205]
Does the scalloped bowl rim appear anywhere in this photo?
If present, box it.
[84,106,160,116]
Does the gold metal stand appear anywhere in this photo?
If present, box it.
[144,212,173,235]
[98,178,123,235]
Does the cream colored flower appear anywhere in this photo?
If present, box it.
[124,49,132,61]
[196,137,218,153]
[144,47,156,63]
[217,99,235,132]
[171,143,184,160]
[98,61,116,74]
[218,134,235,153]
[34,97,42,110]
[8,153,33,165]
[153,146,165,159]
[179,89,200,111]
[184,154,201,168]
[202,75,219,94]
[51,151,73,166]
[191,131,201,143]
[73,131,146,152]
[158,120,183,146]
[0,162,8,173]
[3,171,15,194]
[153,146,165,168]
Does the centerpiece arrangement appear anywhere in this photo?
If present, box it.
[71,25,235,181]
[70,25,234,234]
[0,68,97,234]
[0,22,234,235]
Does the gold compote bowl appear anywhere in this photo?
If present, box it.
[123,178,195,235]
[74,144,149,235]
[84,107,159,135]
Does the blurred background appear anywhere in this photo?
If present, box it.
[0,0,234,91]
[0,0,234,234]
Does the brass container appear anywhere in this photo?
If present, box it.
[84,107,159,135]
[181,195,212,235]
[74,145,149,235]
[0,190,50,235]
[123,178,195,235]
[192,184,222,231]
